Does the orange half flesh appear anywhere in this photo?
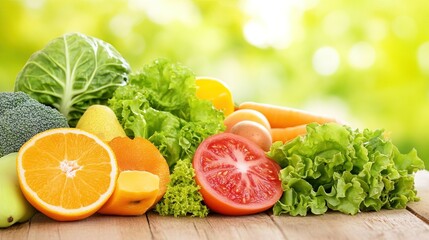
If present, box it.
[16,128,118,221]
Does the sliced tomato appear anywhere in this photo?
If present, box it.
[193,133,282,215]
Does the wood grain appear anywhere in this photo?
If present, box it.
[147,212,284,240]
[407,170,429,224]
[25,213,151,240]
[0,221,30,240]
[270,210,429,240]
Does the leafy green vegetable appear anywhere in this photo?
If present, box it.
[155,158,209,217]
[268,123,425,216]
[0,91,69,157]
[14,32,131,127]
[108,58,225,170]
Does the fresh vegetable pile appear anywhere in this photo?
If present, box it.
[0,33,425,228]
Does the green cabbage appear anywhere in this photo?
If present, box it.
[108,58,225,170]
[14,32,131,127]
[268,123,425,216]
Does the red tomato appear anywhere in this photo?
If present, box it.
[193,133,282,215]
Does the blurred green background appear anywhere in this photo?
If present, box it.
[1,0,428,169]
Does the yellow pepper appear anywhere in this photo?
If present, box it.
[195,77,235,117]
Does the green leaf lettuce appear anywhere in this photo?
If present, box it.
[108,58,225,170]
[155,158,209,217]
[268,123,425,216]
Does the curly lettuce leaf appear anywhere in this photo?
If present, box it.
[108,58,225,170]
[268,122,425,216]
[155,158,209,217]
[128,58,196,116]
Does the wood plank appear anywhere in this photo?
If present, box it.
[270,209,429,240]
[407,170,429,223]
[25,213,151,240]
[146,212,208,239]
[147,212,284,240]
[205,212,284,239]
[0,221,30,240]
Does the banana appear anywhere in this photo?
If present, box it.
[0,152,36,228]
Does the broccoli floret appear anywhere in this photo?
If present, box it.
[0,92,69,157]
[0,91,29,115]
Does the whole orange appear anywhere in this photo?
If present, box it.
[108,137,170,205]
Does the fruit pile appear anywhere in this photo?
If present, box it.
[1,33,423,228]
[6,104,172,223]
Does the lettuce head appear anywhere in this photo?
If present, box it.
[108,58,225,170]
[268,123,425,216]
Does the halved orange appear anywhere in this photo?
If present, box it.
[16,128,118,221]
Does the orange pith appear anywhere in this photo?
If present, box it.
[17,128,118,221]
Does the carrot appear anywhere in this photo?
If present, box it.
[270,125,307,143]
[239,101,337,128]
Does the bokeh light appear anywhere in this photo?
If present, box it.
[348,42,376,69]
[312,46,340,75]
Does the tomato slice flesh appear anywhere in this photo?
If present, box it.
[193,133,282,215]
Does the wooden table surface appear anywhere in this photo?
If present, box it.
[1,170,429,240]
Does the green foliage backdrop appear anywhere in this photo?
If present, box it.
[1,0,428,168]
